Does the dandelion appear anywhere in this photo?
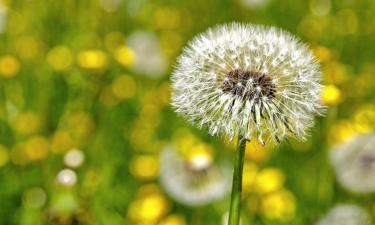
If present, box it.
[315,204,371,225]
[330,132,375,193]
[127,31,168,78]
[171,23,324,225]
[171,23,323,144]
[159,146,231,206]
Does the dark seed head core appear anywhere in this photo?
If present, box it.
[221,69,277,102]
[360,154,375,170]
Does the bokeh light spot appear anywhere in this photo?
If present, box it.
[0,55,20,78]
[47,46,74,71]
[111,75,137,99]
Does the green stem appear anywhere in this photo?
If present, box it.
[228,135,247,225]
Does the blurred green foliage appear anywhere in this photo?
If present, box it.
[0,0,375,225]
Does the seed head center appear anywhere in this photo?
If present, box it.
[221,69,277,102]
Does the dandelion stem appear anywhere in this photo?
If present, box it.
[228,135,247,225]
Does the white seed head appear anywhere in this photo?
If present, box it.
[315,204,371,225]
[171,23,324,144]
[159,146,231,206]
[330,132,375,193]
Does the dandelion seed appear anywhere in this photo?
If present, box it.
[330,132,375,193]
[159,146,231,206]
[171,23,324,145]
[315,204,371,225]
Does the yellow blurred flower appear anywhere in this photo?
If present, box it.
[260,189,296,221]
[354,105,375,133]
[184,143,213,171]
[298,15,328,40]
[128,185,171,223]
[104,31,125,51]
[323,61,347,84]
[159,31,182,57]
[0,55,20,78]
[0,145,9,167]
[322,84,342,105]
[47,46,74,71]
[129,128,154,150]
[313,46,333,63]
[255,168,285,194]
[172,129,199,153]
[82,169,102,196]
[130,155,159,180]
[25,136,49,161]
[152,7,181,30]
[111,75,137,99]
[77,50,107,70]
[12,112,41,135]
[158,215,186,225]
[10,143,29,166]
[113,46,135,68]
[50,130,74,154]
[138,104,161,130]
[99,85,120,107]
[66,112,95,144]
[184,142,213,160]
[157,82,171,107]
[334,9,358,35]
[329,120,358,144]
[14,36,44,60]
[242,162,258,191]
[245,140,270,162]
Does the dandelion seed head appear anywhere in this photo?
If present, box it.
[186,152,212,172]
[316,204,371,225]
[159,146,231,206]
[171,23,324,144]
[330,132,375,193]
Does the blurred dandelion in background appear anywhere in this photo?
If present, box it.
[0,0,7,33]
[64,148,85,168]
[127,31,168,78]
[239,0,272,9]
[330,132,375,193]
[57,169,77,187]
[315,204,371,225]
[159,144,231,206]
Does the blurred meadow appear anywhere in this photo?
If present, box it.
[0,0,375,224]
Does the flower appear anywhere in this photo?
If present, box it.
[239,0,272,9]
[171,23,324,144]
[159,145,231,206]
[315,204,371,225]
[330,132,375,193]
[127,31,168,78]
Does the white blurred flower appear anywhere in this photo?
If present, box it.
[0,0,7,33]
[127,31,168,78]
[330,132,375,193]
[23,187,47,208]
[159,146,231,206]
[316,204,371,225]
[57,169,77,187]
[64,148,85,168]
[171,23,324,144]
[99,0,121,13]
[239,0,271,9]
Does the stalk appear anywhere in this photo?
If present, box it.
[228,135,247,225]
